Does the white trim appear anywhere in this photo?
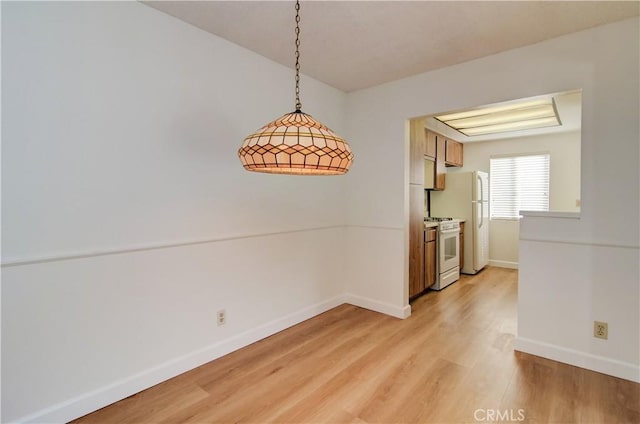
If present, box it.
[520,238,640,250]
[520,211,580,219]
[13,295,346,424]
[2,225,407,268]
[343,293,411,319]
[1,226,344,268]
[514,337,640,383]
[345,224,404,231]
[488,260,519,269]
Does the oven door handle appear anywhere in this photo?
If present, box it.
[439,228,460,235]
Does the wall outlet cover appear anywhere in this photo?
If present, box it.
[594,321,608,339]
[217,310,226,326]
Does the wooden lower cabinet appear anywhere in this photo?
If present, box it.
[409,185,425,298]
[425,228,437,289]
[459,222,465,271]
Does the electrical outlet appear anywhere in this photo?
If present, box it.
[594,321,608,339]
[217,309,226,326]
[575,199,581,207]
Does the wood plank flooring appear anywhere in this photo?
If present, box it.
[73,267,639,423]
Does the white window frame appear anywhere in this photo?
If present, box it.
[489,152,550,221]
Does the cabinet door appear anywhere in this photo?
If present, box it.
[424,158,435,189]
[409,119,426,185]
[425,240,436,289]
[434,136,446,190]
[459,222,465,271]
[425,129,437,159]
[445,139,463,167]
[409,185,425,297]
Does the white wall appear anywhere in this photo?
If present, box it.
[449,130,581,267]
[344,17,639,381]
[1,2,349,422]
[517,233,639,381]
[3,4,639,422]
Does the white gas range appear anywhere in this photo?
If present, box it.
[425,217,461,290]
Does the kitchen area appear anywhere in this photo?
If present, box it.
[408,91,582,301]
[409,119,489,299]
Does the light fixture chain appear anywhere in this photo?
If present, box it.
[294,0,302,112]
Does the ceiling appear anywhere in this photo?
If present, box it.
[143,1,639,92]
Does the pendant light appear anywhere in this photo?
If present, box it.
[238,0,354,175]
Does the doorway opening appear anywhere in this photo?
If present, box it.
[407,90,582,301]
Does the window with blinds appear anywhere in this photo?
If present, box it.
[490,153,550,219]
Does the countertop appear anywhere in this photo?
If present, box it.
[423,219,465,229]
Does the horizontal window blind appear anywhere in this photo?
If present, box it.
[490,154,550,219]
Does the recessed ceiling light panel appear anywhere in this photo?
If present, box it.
[435,98,561,137]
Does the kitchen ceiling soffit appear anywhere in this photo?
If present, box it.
[435,98,562,137]
[425,91,582,142]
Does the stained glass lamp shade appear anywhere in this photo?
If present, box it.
[238,111,353,175]
[237,0,353,176]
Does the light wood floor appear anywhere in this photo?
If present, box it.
[74,267,639,423]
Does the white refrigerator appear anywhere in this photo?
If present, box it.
[430,171,489,274]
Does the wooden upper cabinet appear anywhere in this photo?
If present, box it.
[409,118,427,185]
[425,129,437,159]
[445,139,463,167]
[434,135,446,190]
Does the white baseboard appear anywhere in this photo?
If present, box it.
[514,336,640,383]
[15,295,346,424]
[489,259,519,269]
[343,293,411,319]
